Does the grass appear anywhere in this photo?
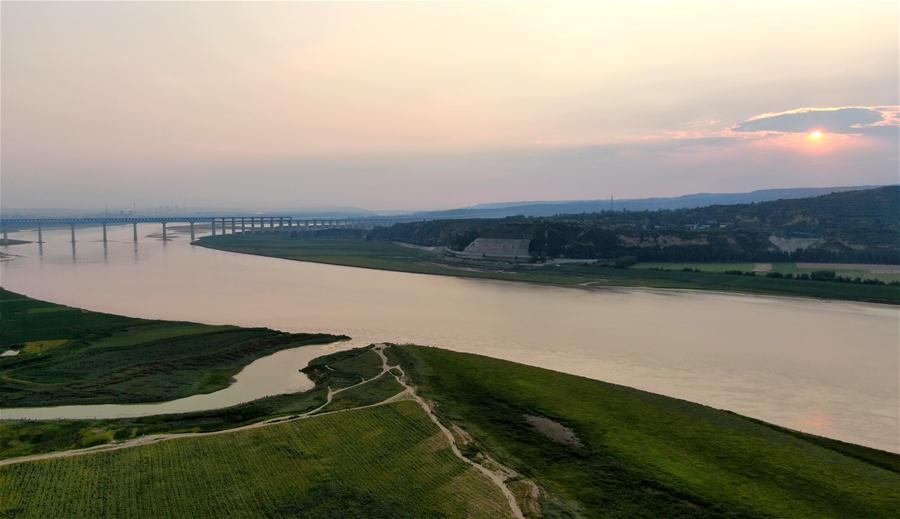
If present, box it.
[22,339,69,354]
[387,345,900,518]
[327,348,385,381]
[0,288,346,407]
[635,262,760,273]
[320,372,405,413]
[196,234,900,304]
[636,261,900,282]
[0,347,383,460]
[0,401,514,519]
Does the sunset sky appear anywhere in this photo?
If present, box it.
[2,1,898,211]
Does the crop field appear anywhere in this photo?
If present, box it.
[0,289,344,407]
[389,345,900,518]
[0,401,513,519]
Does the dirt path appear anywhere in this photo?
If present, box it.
[371,345,526,519]
[0,344,528,519]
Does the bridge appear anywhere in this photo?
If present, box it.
[0,216,410,243]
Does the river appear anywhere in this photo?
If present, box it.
[1,224,897,452]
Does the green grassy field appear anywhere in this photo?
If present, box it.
[388,345,900,518]
[319,372,405,413]
[0,401,514,519]
[635,262,759,273]
[197,234,900,304]
[636,261,900,282]
[0,288,345,407]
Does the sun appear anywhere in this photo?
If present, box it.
[806,130,825,142]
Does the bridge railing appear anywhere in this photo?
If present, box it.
[0,215,417,243]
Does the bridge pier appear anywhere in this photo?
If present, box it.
[0,215,299,242]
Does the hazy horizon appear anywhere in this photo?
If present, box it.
[3,1,898,211]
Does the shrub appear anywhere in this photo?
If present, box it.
[613,256,637,268]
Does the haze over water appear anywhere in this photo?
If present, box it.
[1,225,897,452]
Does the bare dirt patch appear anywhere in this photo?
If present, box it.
[524,415,583,447]
[752,263,773,273]
[458,238,531,260]
[768,235,823,252]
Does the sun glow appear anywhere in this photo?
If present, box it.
[806,130,825,142]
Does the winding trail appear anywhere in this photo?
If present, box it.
[0,345,526,519]
[372,345,526,519]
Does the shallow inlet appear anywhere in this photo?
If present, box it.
[0,340,361,420]
[1,225,898,452]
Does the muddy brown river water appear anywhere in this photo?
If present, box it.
[1,224,897,452]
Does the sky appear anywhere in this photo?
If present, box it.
[2,1,898,212]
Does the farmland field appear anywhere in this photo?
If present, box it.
[0,288,345,407]
[0,401,514,519]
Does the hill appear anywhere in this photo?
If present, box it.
[374,186,900,264]
[413,185,881,219]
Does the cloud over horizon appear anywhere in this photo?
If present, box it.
[732,106,898,135]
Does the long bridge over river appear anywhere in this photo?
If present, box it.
[0,216,411,243]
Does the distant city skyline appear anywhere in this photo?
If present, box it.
[2,1,898,210]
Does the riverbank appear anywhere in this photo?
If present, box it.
[196,234,900,304]
[0,288,346,408]
[0,238,30,246]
